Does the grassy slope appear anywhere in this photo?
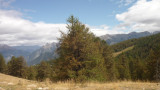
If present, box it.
[113,46,134,57]
[0,73,160,90]
[111,38,137,52]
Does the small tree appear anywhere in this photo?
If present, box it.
[37,61,51,81]
[102,41,116,81]
[7,56,27,78]
[117,53,131,80]
[147,46,160,81]
[27,66,37,80]
[0,54,6,73]
[7,56,17,76]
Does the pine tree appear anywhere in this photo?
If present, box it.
[96,39,116,81]
[7,56,27,78]
[7,56,17,76]
[117,53,131,80]
[55,16,107,82]
[37,61,51,81]
[27,66,37,80]
[129,57,145,80]
[0,54,6,73]
[147,46,160,81]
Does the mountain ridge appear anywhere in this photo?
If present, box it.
[0,44,30,62]
[100,31,160,45]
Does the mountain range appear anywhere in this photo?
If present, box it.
[0,31,159,65]
[0,43,57,65]
[100,31,160,45]
[12,45,41,53]
[27,43,58,65]
[0,44,31,62]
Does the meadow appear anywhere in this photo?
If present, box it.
[0,73,160,90]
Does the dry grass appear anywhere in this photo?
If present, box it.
[0,73,160,90]
[113,46,134,57]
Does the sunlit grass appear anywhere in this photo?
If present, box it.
[113,46,134,57]
[0,73,160,90]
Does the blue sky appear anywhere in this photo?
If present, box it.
[0,0,160,46]
[11,0,132,26]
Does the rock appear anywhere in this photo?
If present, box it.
[8,82,14,85]
[37,87,43,90]
[27,84,37,88]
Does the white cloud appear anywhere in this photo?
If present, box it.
[119,0,136,6]
[110,0,136,6]
[0,9,67,46]
[0,9,118,46]
[88,25,123,36]
[116,0,160,32]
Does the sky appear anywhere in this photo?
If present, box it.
[0,0,160,46]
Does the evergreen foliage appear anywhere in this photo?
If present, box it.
[7,56,27,78]
[27,66,37,80]
[37,61,51,81]
[146,45,160,81]
[53,16,113,82]
[111,39,137,52]
[116,53,131,80]
[113,33,160,81]
[0,53,6,73]
[100,40,116,81]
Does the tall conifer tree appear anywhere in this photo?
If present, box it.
[55,16,107,82]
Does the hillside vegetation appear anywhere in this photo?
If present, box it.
[111,38,137,52]
[113,46,134,57]
[112,33,160,81]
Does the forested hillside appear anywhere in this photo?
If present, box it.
[113,33,160,81]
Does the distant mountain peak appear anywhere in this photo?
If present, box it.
[42,42,56,49]
[28,42,57,65]
[129,32,137,34]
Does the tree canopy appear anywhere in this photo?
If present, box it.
[53,16,114,82]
